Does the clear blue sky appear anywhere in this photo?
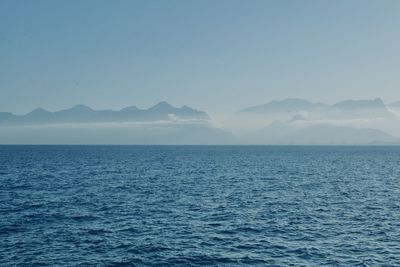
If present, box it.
[1,0,400,114]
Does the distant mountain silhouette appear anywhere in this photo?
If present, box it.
[331,98,386,110]
[237,98,395,120]
[244,120,399,145]
[0,102,209,126]
[2,98,400,145]
[325,98,393,119]
[0,112,15,124]
[237,98,327,115]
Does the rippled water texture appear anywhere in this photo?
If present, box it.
[1,146,400,266]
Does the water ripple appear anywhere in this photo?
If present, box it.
[1,145,400,266]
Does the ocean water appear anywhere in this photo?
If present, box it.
[1,146,400,266]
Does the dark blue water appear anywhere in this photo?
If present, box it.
[1,146,400,266]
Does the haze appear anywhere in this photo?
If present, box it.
[2,1,400,144]
[1,0,400,116]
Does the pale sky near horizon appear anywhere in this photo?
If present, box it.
[1,0,400,115]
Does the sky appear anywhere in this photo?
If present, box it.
[1,0,400,115]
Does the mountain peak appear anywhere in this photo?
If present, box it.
[24,107,52,120]
[237,98,324,115]
[148,101,175,111]
[56,104,94,114]
[28,107,50,114]
[72,104,92,110]
[290,114,307,122]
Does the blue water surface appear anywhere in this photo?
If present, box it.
[1,146,400,266]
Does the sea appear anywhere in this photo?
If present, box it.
[0,145,399,266]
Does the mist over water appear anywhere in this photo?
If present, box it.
[1,146,400,266]
[2,98,400,145]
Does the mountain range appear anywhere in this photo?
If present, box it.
[244,120,399,145]
[237,98,395,119]
[237,98,327,115]
[0,102,209,126]
[1,98,400,144]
